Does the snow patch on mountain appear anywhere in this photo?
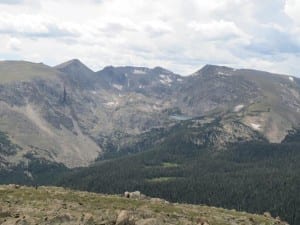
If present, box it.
[113,84,123,90]
[234,104,244,112]
[133,69,146,75]
[105,101,119,107]
[250,123,261,130]
[217,71,232,76]
[159,75,173,85]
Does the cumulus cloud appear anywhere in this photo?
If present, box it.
[142,20,173,37]
[0,0,299,76]
[284,0,300,24]
[0,13,80,38]
[7,37,21,51]
[188,20,249,41]
[0,0,24,4]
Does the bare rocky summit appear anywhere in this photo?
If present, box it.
[0,185,289,225]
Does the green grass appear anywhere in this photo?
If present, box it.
[161,162,180,168]
[0,61,59,83]
[0,185,281,225]
[246,102,271,113]
[145,177,179,183]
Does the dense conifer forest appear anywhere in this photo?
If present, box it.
[1,127,299,225]
[59,137,300,225]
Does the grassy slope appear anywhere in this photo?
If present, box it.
[0,61,59,83]
[0,185,285,225]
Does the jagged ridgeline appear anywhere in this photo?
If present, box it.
[1,59,300,170]
[0,59,299,225]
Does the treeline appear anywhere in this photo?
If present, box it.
[1,125,299,225]
[0,131,20,156]
[59,139,300,225]
[0,156,68,185]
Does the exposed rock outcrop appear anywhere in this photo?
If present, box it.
[115,210,130,225]
[0,185,289,225]
[124,191,146,199]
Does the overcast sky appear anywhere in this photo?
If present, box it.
[0,0,300,75]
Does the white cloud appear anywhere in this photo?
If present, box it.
[0,0,23,4]
[284,0,300,24]
[7,37,21,51]
[188,20,249,41]
[0,0,299,76]
[142,20,173,37]
[0,13,80,38]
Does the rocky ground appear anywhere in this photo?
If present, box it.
[0,185,288,225]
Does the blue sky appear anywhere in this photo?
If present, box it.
[0,0,300,76]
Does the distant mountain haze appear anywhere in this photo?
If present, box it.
[0,59,299,170]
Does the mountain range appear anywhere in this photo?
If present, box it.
[0,59,300,225]
[0,59,299,169]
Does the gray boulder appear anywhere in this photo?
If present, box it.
[115,210,130,225]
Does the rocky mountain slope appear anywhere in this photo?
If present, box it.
[0,61,102,169]
[176,65,300,142]
[0,59,300,171]
[0,185,288,225]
